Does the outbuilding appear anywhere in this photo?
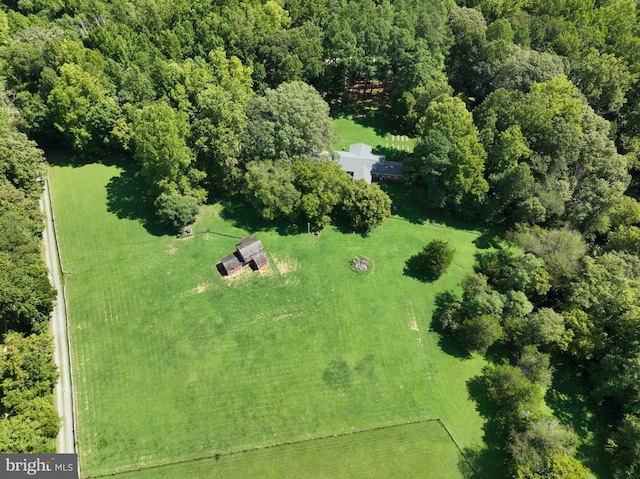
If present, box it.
[217,236,269,276]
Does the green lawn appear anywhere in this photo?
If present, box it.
[332,116,415,154]
[50,162,486,478]
[119,421,467,479]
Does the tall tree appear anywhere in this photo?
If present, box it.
[131,101,205,201]
[0,113,46,196]
[412,94,488,215]
[294,159,350,227]
[341,179,392,231]
[244,160,301,221]
[243,81,333,162]
[193,48,253,192]
[47,62,121,152]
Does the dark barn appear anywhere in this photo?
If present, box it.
[218,237,269,276]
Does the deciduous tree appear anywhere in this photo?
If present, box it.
[413,94,488,214]
[131,101,205,201]
[341,179,392,231]
[294,159,350,227]
[244,160,300,221]
[154,191,199,229]
[460,314,503,353]
[47,62,121,152]
[243,81,333,162]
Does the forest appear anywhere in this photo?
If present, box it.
[1,0,640,477]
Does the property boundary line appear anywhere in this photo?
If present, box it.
[46,170,81,471]
[436,418,480,479]
[87,417,479,479]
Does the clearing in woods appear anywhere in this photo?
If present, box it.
[50,160,487,478]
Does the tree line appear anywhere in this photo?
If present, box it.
[0,110,57,452]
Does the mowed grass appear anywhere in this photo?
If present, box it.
[50,162,486,478]
[332,116,415,153]
[121,421,466,479]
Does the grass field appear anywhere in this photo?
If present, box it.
[50,161,487,478]
[332,116,416,154]
[119,420,467,479]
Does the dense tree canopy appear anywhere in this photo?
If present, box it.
[0,112,56,452]
[243,81,333,162]
[410,94,488,216]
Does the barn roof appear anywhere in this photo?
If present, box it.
[220,252,242,271]
[251,252,268,268]
[236,236,264,262]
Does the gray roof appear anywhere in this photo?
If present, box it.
[372,159,403,177]
[220,252,242,271]
[336,156,374,183]
[336,143,402,183]
[251,252,268,267]
[236,236,264,262]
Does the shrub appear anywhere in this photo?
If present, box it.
[417,239,454,281]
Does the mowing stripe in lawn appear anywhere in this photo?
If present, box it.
[50,162,487,478]
[101,419,473,479]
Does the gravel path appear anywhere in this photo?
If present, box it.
[42,173,76,455]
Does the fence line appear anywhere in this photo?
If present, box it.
[89,417,481,479]
[87,417,450,478]
[46,170,81,474]
[437,417,480,479]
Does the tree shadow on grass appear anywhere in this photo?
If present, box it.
[217,196,305,236]
[435,328,472,360]
[331,213,371,237]
[45,148,126,169]
[473,229,504,250]
[105,167,173,237]
[378,183,498,240]
[460,441,511,479]
[373,145,414,163]
[332,101,403,139]
[428,292,473,360]
[378,182,431,225]
[545,356,614,478]
[464,376,513,479]
[403,254,437,283]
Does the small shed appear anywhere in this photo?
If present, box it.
[219,252,242,276]
[217,236,269,276]
[236,237,265,263]
[251,252,269,270]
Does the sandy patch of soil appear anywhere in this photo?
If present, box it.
[271,255,298,275]
[222,267,251,284]
[258,263,274,276]
[185,283,212,295]
[165,245,178,255]
[410,318,420,331]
